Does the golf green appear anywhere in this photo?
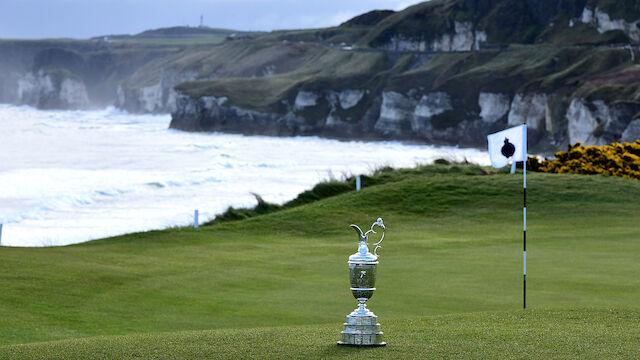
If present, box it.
[1,165,639,358]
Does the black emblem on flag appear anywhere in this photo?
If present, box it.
[501,138,515,158]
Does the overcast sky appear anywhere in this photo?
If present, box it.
[0,0,426,39]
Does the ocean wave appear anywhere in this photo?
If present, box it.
[0,104,491,247]
[0,169,225,226]
[149,175,222,188]
[192,144,220,150]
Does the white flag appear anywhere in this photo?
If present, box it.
[487,125,527,169]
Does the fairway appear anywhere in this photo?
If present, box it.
[1,165,639,358]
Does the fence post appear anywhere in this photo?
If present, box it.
[194,210,199,229]
[356,176,361,191]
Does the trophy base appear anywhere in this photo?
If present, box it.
[338,306,385,346]
[338,328,385,346]
[337,341,386,347]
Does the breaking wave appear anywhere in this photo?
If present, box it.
[0,104,489,246]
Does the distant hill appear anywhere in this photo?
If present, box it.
[92,26,260,40]
[341,10,395,27]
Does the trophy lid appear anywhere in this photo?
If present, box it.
[348,250,378,264]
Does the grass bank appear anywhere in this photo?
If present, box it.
[0,164,639,357]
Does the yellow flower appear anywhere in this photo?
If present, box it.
[531,142,640,180]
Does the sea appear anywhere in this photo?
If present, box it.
[0,104,490,247]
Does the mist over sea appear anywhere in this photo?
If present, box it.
[0,104,490,246]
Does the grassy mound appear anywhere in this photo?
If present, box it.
[209,162,484,223]
[2,309,638,359]
[0,164,639,358]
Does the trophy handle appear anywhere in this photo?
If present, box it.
[350,219,385,256]
[368,218,385,257]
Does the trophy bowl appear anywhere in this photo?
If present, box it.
[350,261,376,300]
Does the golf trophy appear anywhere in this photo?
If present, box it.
[337,218,386,346]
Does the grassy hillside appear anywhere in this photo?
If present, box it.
[174,41,638,147]
[157,0,640,149]
[175,45,388,112]
[94,26,260,47]
[358,0,637,48]
[0,165,639,358]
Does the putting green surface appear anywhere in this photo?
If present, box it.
[1,165,639,358]
[2,309,639,359]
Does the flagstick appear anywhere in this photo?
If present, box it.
[486,124,528,309]
[523,124,527,309]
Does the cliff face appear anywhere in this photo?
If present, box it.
[170,87,640,148]
[170,47,640,149]
[579,6,640,42]
[170,89,380,139]
[167,0,640,150]
[114,39,330,113]
[17,70,89,109]
[378,21,487,52]
[115,69,198,113]
[0,40,181,110]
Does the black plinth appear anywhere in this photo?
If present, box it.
[337,341,386,347]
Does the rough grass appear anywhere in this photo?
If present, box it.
[357,0,454,49]
[176,47,387,112]
[575,64,640,102]
[0,165,639,358]
[210,163,485,224]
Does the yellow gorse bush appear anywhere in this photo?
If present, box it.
[528,140,640,181]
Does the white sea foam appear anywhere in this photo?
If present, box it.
[0,104,490,247]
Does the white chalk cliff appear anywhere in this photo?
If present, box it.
[117,70,198,113]
[580,7,640,42]
[381,21,486,52]
[479,92,510,123]
[17,70,89,109]
[374,91,452,135]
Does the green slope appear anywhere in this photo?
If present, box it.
[0,165,639,356]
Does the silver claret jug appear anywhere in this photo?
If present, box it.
[337,218,386,346]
